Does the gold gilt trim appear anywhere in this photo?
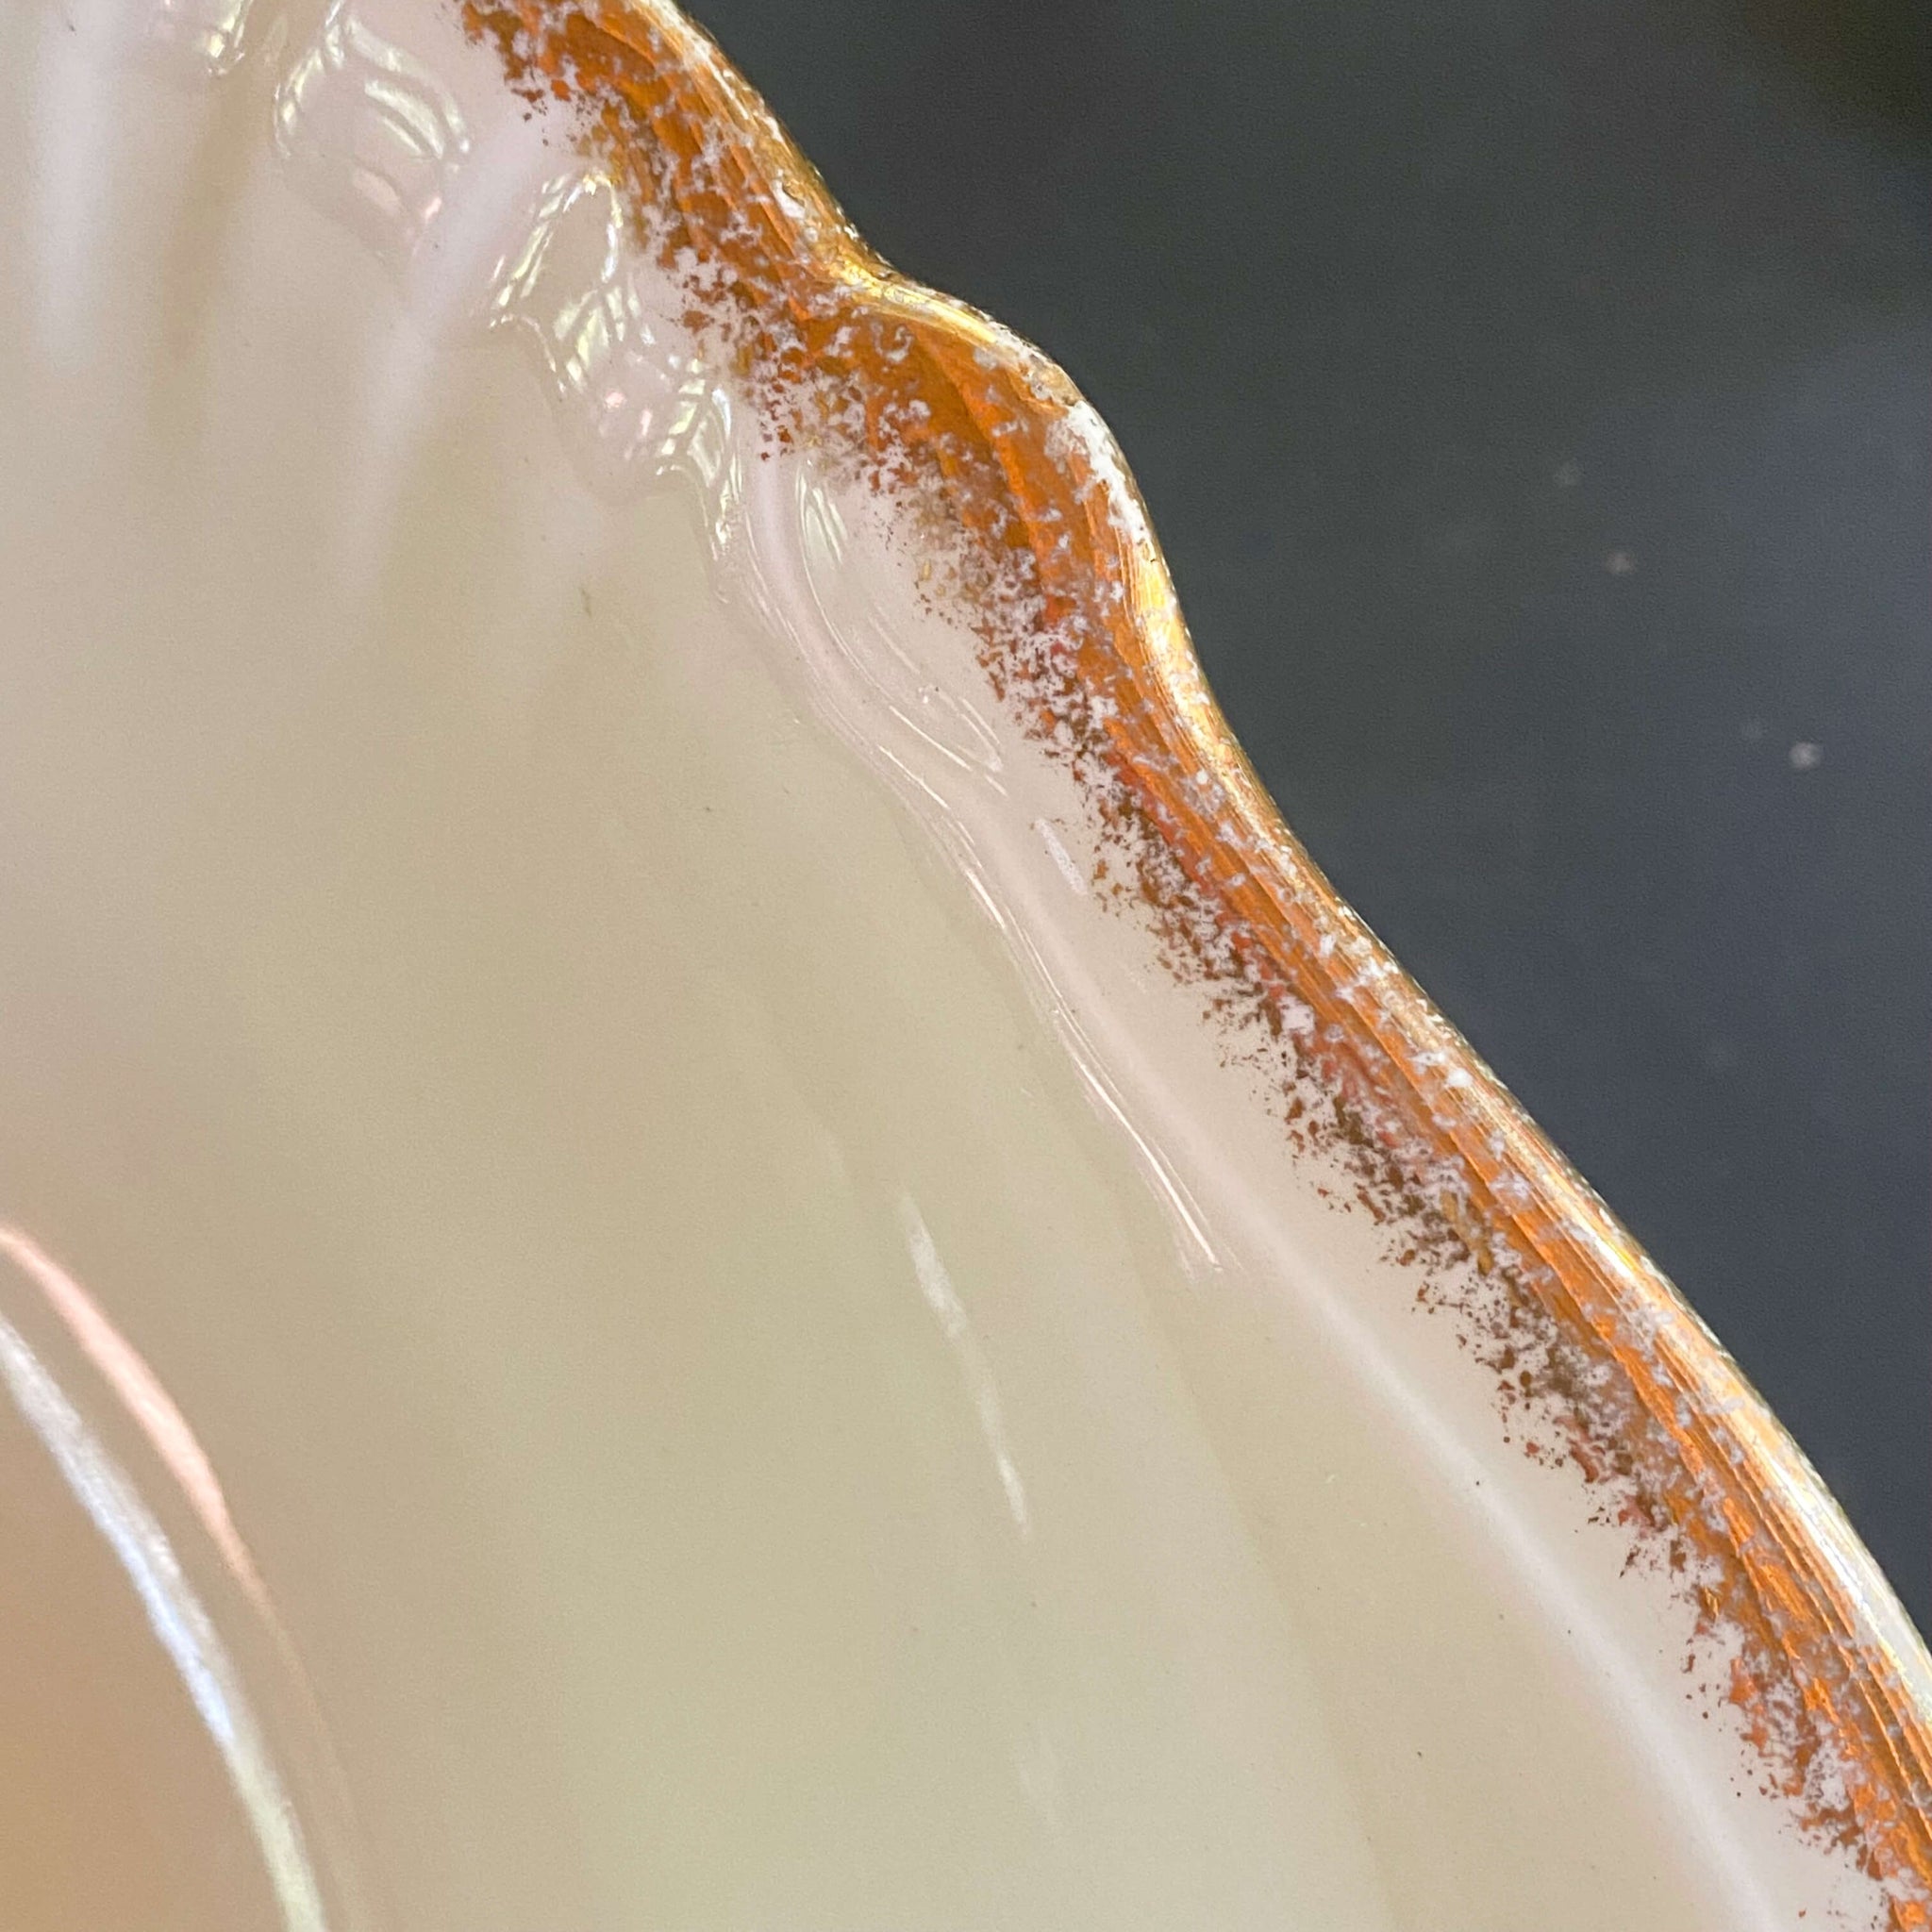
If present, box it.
[460,1,1932,1917]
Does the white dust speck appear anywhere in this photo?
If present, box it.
[1789,741,1823,772]
[1554,460,1581,488]
[1605,550,1637,575]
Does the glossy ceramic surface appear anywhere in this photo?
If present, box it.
[0,0,1926,1925]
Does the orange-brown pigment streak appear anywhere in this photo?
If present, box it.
[461,0,1932,1917]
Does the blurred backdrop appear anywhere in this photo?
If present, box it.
[686,0,1932,1624]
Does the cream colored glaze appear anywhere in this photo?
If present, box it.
[0,0,1893,1926]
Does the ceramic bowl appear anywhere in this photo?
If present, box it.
[0,1,1925,1925]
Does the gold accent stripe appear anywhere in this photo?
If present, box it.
[460,1,1932,1915]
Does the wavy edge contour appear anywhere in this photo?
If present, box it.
[454,1,1932,1918]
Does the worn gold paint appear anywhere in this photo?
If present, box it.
[461,0,1932,1916]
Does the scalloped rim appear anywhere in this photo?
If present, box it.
[458,1,1932,1917]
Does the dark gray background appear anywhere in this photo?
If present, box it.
[684,0,1931,1625]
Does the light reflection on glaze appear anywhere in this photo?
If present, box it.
[340,114,558,592]
[486,168,715,489]
[274,0,470,267]
[145,0,256,77]
[0,1231,354,1932]
[0,1226,270,1614]
[898,1197,1031,1540]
